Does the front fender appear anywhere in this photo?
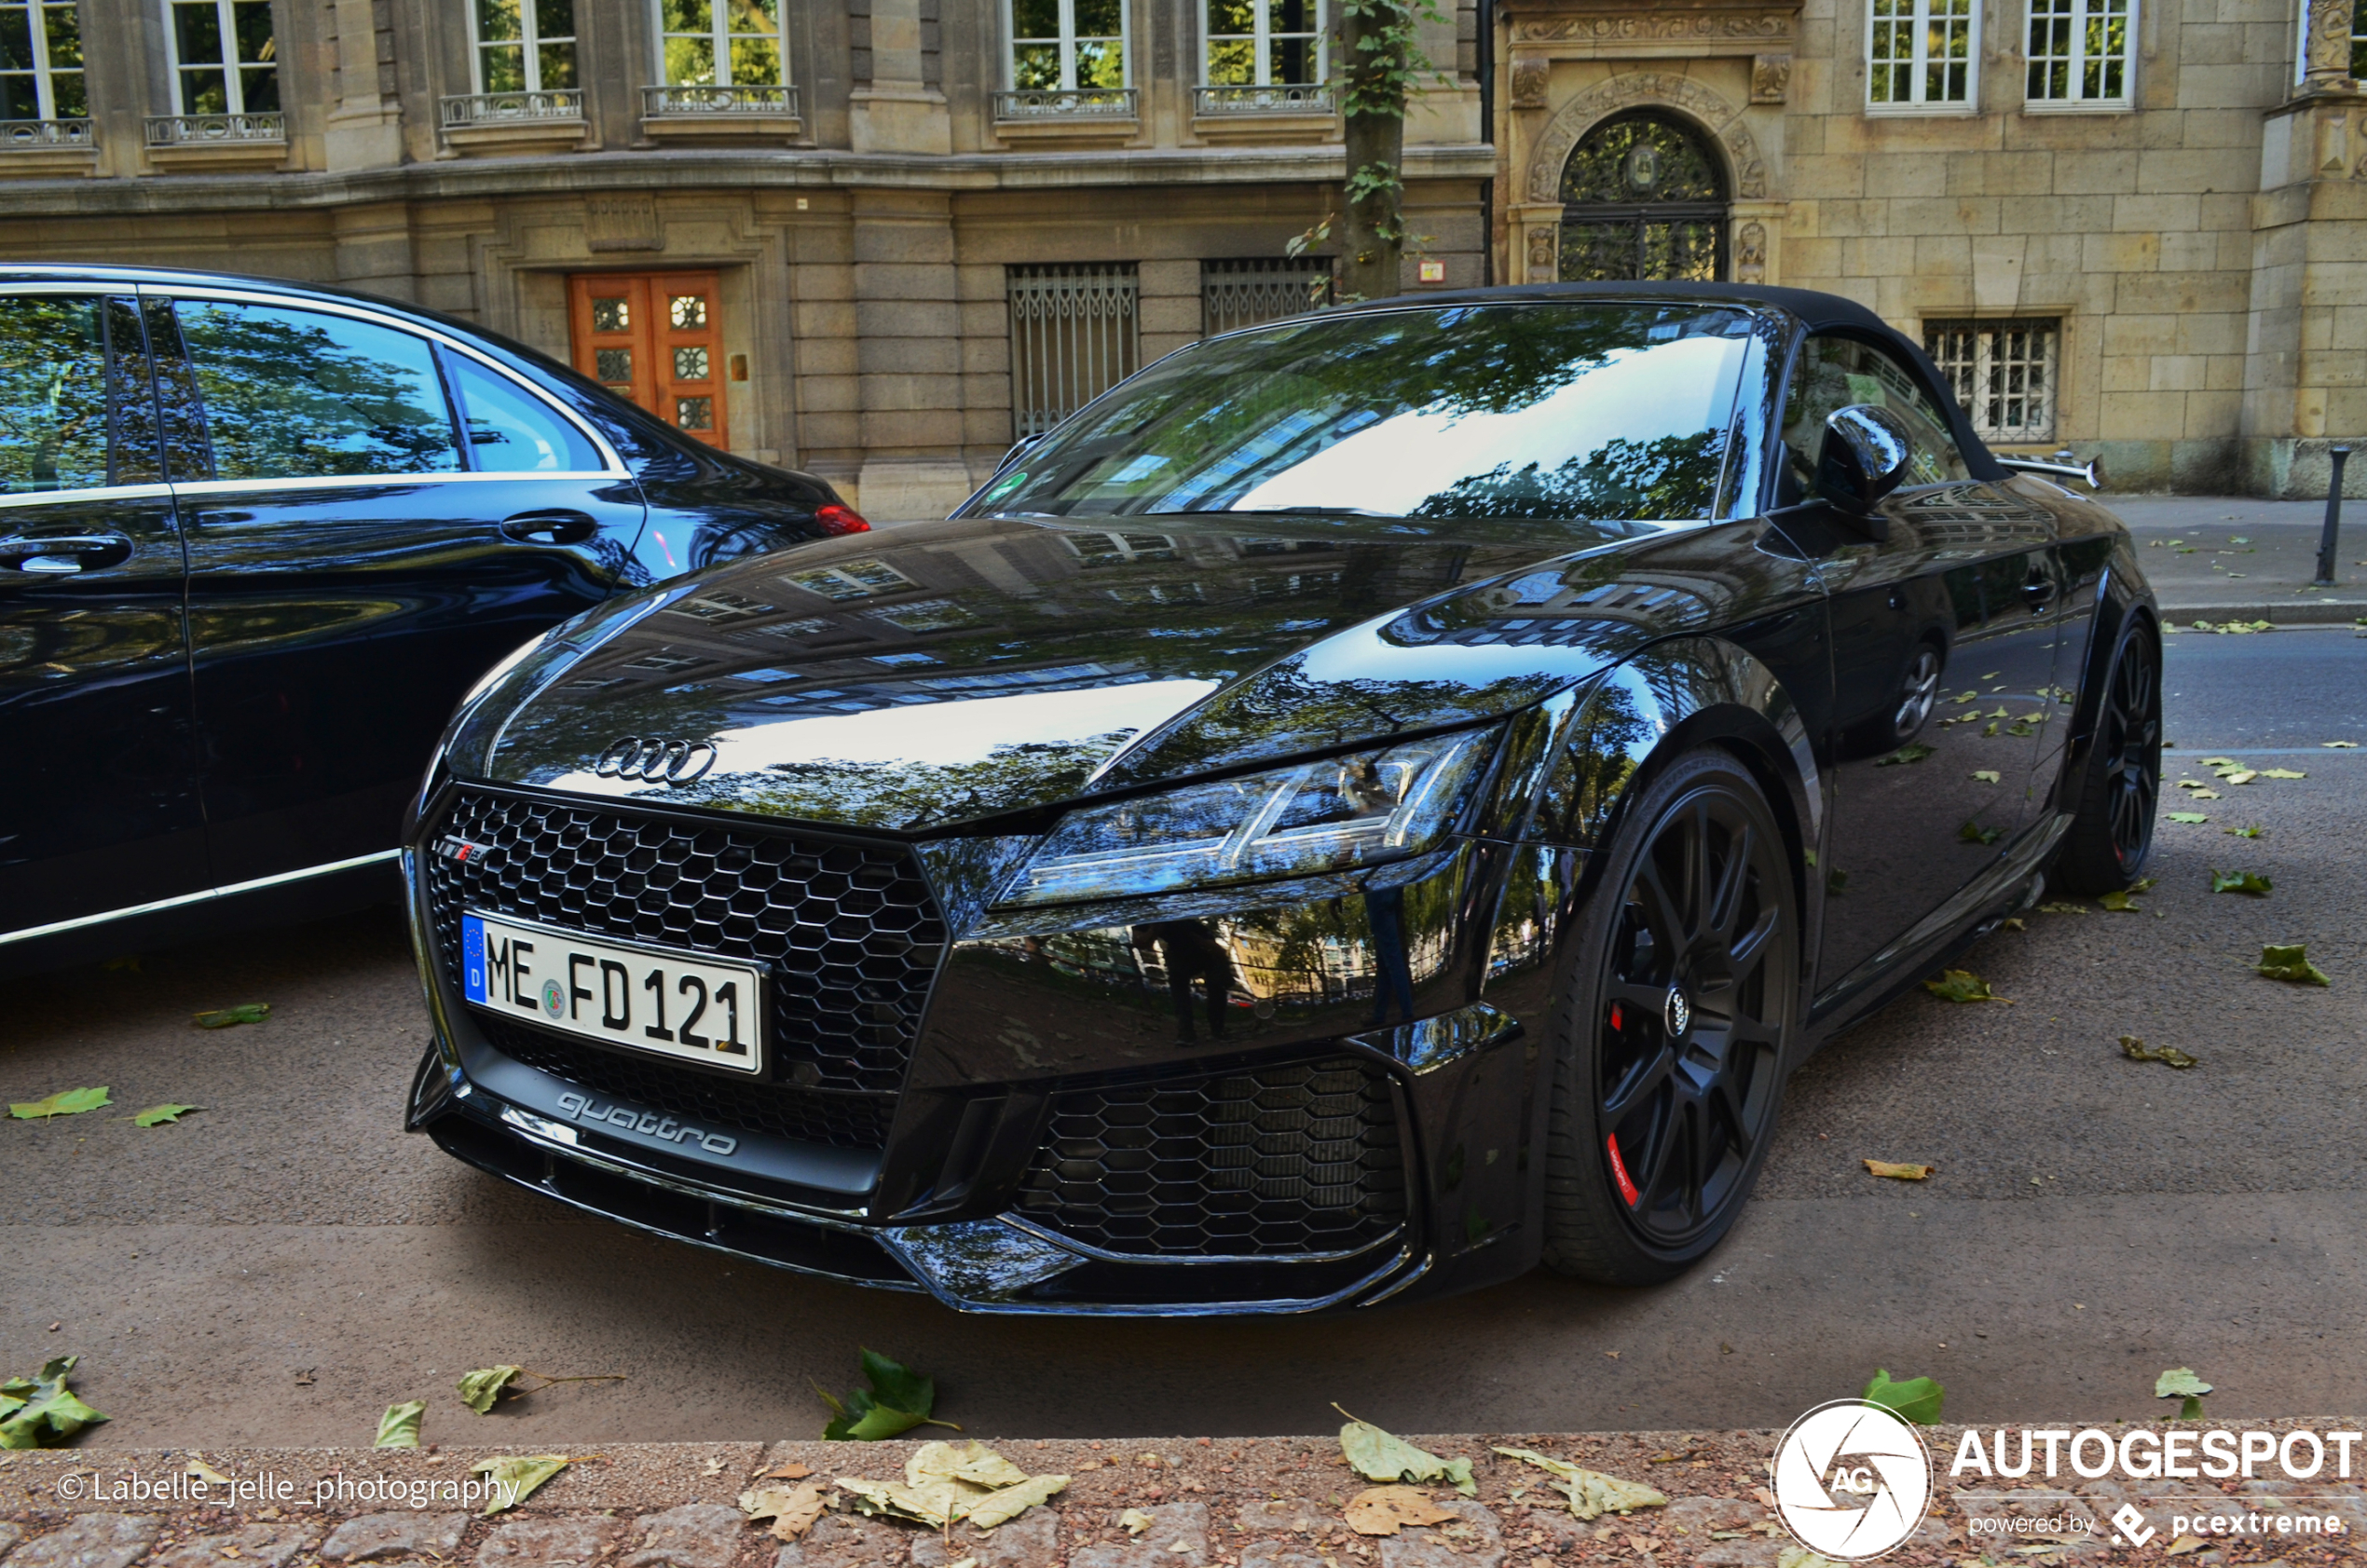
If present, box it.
[1473,634,1824,1267]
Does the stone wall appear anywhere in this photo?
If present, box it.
[1492,0,2367,497]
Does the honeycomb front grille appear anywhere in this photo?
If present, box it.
[425,788,945,1142]
[476,1016,896,1150]
[1017,1056,1406,1258]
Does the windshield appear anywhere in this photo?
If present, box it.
[966,301,1763,535]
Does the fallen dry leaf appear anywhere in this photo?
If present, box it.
[1345,1485,1456,1536]
[2120,1036,2197,1070]
[1863,1160,1935,1181]
[739,1483,826,1541]
[1118,1508,1154,1536]
[762,1462,813,1480]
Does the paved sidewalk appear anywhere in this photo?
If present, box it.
[2057,497,2363,626]
[5,1428,2361,1567]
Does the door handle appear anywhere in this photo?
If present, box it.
[2021,572,2057,611]
[0,532,134,574]
[499,510,598,545]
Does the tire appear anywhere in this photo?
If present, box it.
[2049,620,2161,895]
[1540,748,1799,1285]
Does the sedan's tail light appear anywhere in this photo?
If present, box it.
[815,503,870,536]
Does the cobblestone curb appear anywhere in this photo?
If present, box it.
[4,1426,2361,1568]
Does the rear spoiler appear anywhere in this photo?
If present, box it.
[1998,455,2101,489]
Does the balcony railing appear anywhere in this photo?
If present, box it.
[641,83,799,118]
[1193,84,1334,116]
[991,88,1139,122]
[440,89,584,127]
[145,112,285,145]
[1,118,94,149]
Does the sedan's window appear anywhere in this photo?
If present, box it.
[445,350,602,472]
[970,303,1760,532]
[1780,334,1968,501]
[175,300,461,480]
[0,294,112,494]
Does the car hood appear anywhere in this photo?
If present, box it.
[466,513,1777,834]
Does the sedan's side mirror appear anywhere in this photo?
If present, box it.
[1814,403,1913,521]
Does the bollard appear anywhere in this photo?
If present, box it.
[2316,446,2350,587]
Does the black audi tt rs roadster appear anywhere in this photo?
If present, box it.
[402,282,2160,1315]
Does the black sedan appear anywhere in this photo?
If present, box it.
[402,283,2159,1315]
[0,266,866,977]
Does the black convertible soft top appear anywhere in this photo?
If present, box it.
[1326,280,2007,483]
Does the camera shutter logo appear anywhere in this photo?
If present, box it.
[1772,1400,1933,1561]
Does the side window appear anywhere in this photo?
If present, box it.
[173,300,462,481]
[0,293,168,494]
[1780,334,1969,501]
[443,351,602,472]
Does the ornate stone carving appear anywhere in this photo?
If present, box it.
[585,194,663,252]
[1511,55,1550,109]
[1526,225,1560,281]
[2305,0,2357,84]
[1751,53,1791,103]
[1526,74,1769,204]
[1512,13,1792,44]
[1735,220,1768,281]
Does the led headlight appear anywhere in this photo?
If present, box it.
[1002,728,1499,907]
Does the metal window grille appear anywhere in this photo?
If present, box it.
[1868,0,1976,106]
[2026,0,2132,102]
[1924,319,2059,443]
[1007,263,1140,439]
[1200,258,1333,336]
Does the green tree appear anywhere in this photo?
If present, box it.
[1333,0,1446,301]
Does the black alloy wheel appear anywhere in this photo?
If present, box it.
[1892,642,1943,741]
[1542,749,1798,1284]
[2052,623,2162,893]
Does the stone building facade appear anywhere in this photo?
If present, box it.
[0,0,1487,518]
[1490,0,2367,495]
[9,0,2363,502]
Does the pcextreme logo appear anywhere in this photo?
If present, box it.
[1772,1400,1935,1561]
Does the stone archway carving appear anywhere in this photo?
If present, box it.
[1526,73,1767,207]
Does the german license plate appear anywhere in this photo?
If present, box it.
[459,909,763,1073]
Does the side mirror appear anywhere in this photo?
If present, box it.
[997,432,1045,476]
[1814,403,1913,520]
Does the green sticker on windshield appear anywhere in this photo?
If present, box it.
[983,470,1028,504]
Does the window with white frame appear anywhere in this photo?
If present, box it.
[472,0,577,93]
[1009,0,1126,89]
[2026,0,2133,106]
[656,0,783,87]
[1867,0,1977,111]
[1,0,85,120]
[1924,319,2059,443]
[168,0,279,116]
[1205,0,1323,87]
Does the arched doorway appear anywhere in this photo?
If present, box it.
[1558,111,1730,281]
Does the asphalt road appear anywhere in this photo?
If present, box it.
[6,627,2363,1448]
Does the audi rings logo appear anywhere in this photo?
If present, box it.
[1772,1400,1934,1561]
[595,735,719,784]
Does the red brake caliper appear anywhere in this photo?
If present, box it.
[1607,1134,1641,1207]
[1605,1002,1640,1205]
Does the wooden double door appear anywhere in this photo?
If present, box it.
[568,272,730,450]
